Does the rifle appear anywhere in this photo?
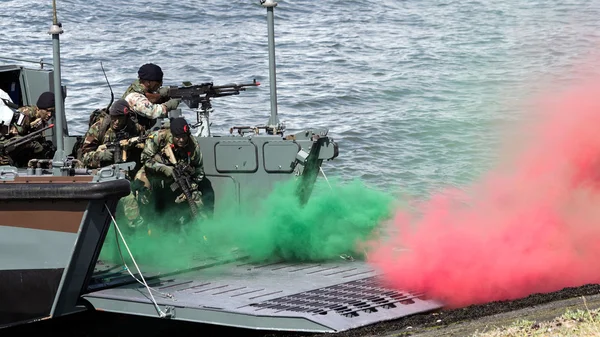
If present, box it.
[162,144,199,217]
[98,131,148,164]
[166,79,260,110]
[0,124,54,156]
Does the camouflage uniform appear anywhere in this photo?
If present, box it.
[121,79,168,122]
[79,115,144,169]
[121,126,205,226]
[121,63,180,131]
[0,105,49,166]
[13,106,47,135]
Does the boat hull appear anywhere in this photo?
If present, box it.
[0,176,131,328]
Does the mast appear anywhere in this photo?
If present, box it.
[261,0,280,130]
[49,0,65,153]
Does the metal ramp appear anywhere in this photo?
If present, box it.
[83,258,443,333]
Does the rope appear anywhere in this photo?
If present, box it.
[104,203,171,317]
[319,166,332,189]
[111,216,173,300]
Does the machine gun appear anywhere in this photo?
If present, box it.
[162,144,199,218]
[0,124,54,156]
[165,79,260,137]
[167,79,260,110]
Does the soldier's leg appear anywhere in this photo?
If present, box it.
[197,177,215,217]
[122,167,151,227]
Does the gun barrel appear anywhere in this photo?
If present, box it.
[167,79,260,98]
[1,124,55,153]
[212,79,260,90]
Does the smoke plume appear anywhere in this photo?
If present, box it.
[369,78,600,308]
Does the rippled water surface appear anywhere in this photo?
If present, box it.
[1,0,599,196]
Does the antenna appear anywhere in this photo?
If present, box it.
[100,62,115,111]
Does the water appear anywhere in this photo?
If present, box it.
[1,0,600,197]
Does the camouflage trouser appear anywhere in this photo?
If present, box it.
[121,167,151,225]
[121,167,205,227]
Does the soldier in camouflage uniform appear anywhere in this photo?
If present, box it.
[0,91,55,166]
[122,63,181,131]
[121,117,208,228]
[79,99,144,171]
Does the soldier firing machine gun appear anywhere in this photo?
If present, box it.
[165,79,260,137]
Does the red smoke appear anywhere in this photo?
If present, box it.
[369,77,600,308]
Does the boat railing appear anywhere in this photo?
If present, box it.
[0,56,53,69]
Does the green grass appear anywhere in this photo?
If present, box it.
[471,299,600,337]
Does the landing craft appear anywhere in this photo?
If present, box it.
[0,0,443,333]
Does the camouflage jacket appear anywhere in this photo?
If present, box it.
[142,129,204,179]
[10,106,44,136]
[80,116,144,168]
[122,79,167,120]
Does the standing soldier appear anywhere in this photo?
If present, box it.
[79,99,145,174]
[122,117,212,229]
[122,63,181,131]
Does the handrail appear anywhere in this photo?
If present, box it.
[0,56,54,68]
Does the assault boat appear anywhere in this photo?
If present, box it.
[0,0,443,333]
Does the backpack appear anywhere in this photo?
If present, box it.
[72,107,111,160]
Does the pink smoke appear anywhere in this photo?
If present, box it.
[369,77,600,308]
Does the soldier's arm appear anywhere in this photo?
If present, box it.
[124,92,167,119]
[142,134,166,172]
[80,125,104,168]
[11,110,30,136]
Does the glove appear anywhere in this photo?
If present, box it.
[29,141,44,153]
[158,86,170,99]
[163,98,181,111]
[98,149,114,162]
[156,164,174,177]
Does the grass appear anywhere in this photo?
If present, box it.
[470,296,600,337]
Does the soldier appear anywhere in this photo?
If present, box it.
[122,63,181,131]
[79,99,145,172]
[0,91,56,166]
[122,117,211,229]
[13,91,55,135]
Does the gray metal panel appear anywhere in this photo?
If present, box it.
[0,226,77,270]
[84,260,443,332]
[19,68,53,106]
[262,141,299,173]
[214,141,258,173]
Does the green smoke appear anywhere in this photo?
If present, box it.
[99,178,394,272]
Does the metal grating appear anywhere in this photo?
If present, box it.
[248,277,423,318]
[85,260,443,333]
